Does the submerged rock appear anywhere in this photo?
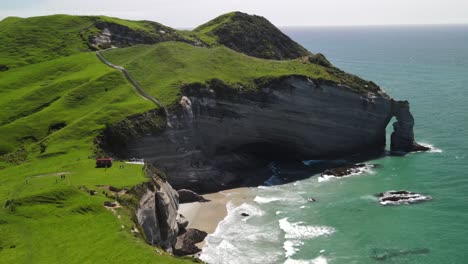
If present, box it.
[174,228,207,256]
[377,190,432,205]
[371,247,430,261]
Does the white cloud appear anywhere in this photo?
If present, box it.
[0,0,467,27]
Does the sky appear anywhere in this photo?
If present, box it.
[1,0,468,28]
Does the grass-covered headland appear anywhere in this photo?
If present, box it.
[0,12,380,263]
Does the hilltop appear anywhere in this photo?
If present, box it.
[194,11,310,59]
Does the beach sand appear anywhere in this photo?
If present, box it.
[178,187,254,247]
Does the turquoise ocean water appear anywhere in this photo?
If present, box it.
[200,25,468,264]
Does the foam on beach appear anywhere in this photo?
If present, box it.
[200,201,283,264]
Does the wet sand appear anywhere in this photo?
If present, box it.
[178,187,254,247]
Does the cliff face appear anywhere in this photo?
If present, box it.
[101,76,422,193]
[390,100,429,152]
[90,21,204,50]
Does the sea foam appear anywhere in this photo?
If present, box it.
[419,143,443,153]
[200,202,282,264]
[279,218,336,240]
[284,255,329,264]
[279,218,335,259]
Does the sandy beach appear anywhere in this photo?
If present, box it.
[178,187,254,247]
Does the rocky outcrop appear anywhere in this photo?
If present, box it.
[377,190,432,205]
[322,164,379,177]
[174,228,208,256]
[134,164,183,251]
[101,76,425,193]
[177,189,210,204]
[390,100,430,152]
[90,21,204,50]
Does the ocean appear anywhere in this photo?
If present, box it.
[200,25,468,264]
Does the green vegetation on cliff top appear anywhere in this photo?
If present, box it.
[102,41,379,105]
[102,41,332,105]
[0,12,380,264]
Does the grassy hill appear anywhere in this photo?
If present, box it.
[0,11,381,264]
[0,50,193,263]
[0,14,197,69]
[102,41,379,106]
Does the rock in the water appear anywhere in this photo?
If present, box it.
[377,190,432,205]
[177,189,209,204]
[307,197,317,203]
[174,228,207,256]
[390,100,430,153]
[321,164,375,177]
[371,248,430,261]
[241,213,249,217]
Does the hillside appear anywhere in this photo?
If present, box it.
[0,11,387,264]
[0,14,200,69]
[102,41,380,106]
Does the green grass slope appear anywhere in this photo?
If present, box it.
[102,41,379,106]
[0,14,195,69]
[0,52,191,263]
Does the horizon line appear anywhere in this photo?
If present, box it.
[2,14,468,29]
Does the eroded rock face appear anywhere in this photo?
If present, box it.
[125,76,393,192]
[177,189,209,204]
[90,21,204,50]
[174,228,208,256]
[390,100,430,152]
[134,165,183,251]
[102,76,425,193]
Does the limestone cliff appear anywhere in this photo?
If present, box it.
[101,75,425,193]
[390,100,429,152]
